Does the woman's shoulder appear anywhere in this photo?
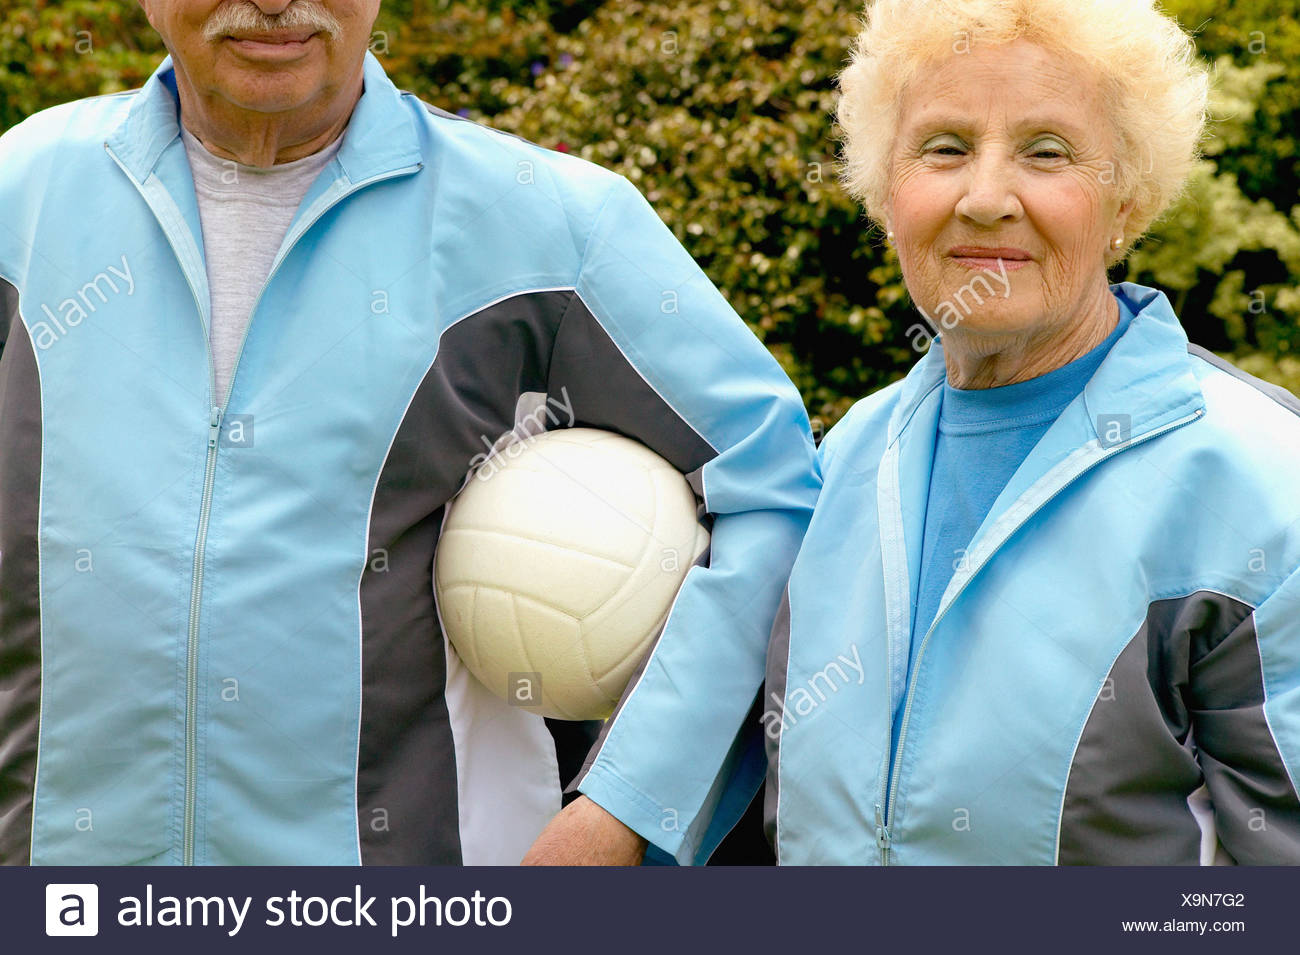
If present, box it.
[1161,348,1300,528]
[1186,346,1300,460]
[1187,344,1300,410]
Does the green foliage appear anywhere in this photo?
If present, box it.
[486,0,907,426]
[3,0,1298,423]
[1165,0,1300,208]
[0,1,162,130]
[373,2,560,116]
[1132,1,1300,368]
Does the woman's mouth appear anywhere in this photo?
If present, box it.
[948,247,1033,272]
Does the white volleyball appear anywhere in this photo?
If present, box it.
[434,427,709,720]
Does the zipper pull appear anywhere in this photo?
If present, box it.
[208,406,223,450]
[875,802,892,855]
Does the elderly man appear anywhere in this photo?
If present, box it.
[0,0,816,865]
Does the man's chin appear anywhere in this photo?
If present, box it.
[213,72,327,114]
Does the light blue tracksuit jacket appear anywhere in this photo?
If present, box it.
[766,283,1300,865]
[0,53,818,866]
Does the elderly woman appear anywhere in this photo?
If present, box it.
[765,0,1300,865]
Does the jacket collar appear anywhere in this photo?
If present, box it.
[876,281,1208,656]
[1080,282,1206,440]
[105,51,421,185]
[885,282,1205,446]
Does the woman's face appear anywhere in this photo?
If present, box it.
[887,39,1132,342]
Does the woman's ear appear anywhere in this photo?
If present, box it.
[1114,197,1136,241]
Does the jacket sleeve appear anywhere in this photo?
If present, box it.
[553,174,818,864]
[1192,564,1300,863]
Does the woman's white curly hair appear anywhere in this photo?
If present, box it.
[837,0,1210,259]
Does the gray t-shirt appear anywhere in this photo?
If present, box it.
[181,126,344,402]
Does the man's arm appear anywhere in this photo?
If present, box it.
[527,174,818,864]
[522,795,647,866]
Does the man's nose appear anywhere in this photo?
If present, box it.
[249,0,297,16]
[954,151,1023,227]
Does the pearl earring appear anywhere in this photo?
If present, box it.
[1112,236,1124,250]
[886,230,895,242]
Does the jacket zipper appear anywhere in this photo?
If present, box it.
[177,166,420,865]
[183,405,223,864]
[108,143,420,865]
[877,407,1204,864]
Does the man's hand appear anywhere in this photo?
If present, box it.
[521,795,649,866]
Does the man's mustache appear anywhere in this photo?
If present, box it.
[202,1,343,43]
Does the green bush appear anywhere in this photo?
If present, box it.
[0,1,162,129]
[1133,0,1300,365]
[486,0,906,427]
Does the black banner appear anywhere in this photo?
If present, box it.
[4,865,1286,952]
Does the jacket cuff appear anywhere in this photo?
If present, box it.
[578,765,699,865]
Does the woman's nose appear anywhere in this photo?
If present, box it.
[954,152,1024,226]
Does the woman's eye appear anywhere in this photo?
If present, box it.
[924,140,966,157]
[1028,142,1069,160]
